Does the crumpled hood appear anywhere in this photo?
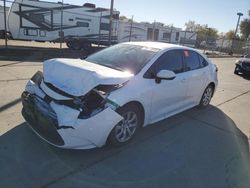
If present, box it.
[43,58,133,96]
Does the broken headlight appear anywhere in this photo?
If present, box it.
[31,71,43,85]
[95,81,129,95]
[76,82,127,119]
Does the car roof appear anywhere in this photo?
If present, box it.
[123,41,194,51]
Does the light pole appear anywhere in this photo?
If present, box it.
[128,16,133,42]
[3,0,7,48]
[231,12,243,54]
[234,12,243,38]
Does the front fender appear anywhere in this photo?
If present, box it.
[55,107,123,148]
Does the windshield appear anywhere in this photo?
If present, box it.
[85,43,160,74]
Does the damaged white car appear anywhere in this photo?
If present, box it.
[21,42,218,149]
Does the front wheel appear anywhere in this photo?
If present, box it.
[198,85,214,108]
[234,66,240,75]
[108,104,142,146]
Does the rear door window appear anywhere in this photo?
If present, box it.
[198,55,208,67]
[183,50,201,71]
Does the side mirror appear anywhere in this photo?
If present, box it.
[155,70,176,83]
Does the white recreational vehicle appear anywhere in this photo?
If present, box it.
[7,0,119,49]
[0,5,9,38]
[5,0,197,50]
[118,20,197,47]
[118,21,180,43]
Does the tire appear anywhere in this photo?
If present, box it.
[198,85,214,109]
[81,42,91,51]
[71,41,82,50]
[108,104,143,146]
[0,30,4,39]
[66,42,72,48]
[234,66,239,75]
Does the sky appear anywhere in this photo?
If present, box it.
[2,0,250,33]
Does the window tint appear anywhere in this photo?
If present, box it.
[163,32,171,39]
[184,50,200,71]
[144,50,183,78]
[198,55,208,67]
[76,22,89,27]
[24,29,38,36]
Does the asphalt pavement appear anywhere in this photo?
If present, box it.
[0,57,249,188]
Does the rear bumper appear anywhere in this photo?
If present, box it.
[21,92,123,149]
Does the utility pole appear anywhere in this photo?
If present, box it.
[3,0,8,48]
[129,16,133,42]
[231,12,243,54]
[98,11,103,46]
[170,25,173,43]
[152,20,156,41]
[108,0,114,46]
[60,0,64,49]
[183,30,187,46]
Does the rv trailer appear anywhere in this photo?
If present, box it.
[0,5,9,38]
[118,20,180,43]
[118,20,197,47]
[8,0,119,50]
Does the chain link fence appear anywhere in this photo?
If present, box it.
[184,32,250,55]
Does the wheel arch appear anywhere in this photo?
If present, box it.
[207,82,216,96]
[117,101,145,127]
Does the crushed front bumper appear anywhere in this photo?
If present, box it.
[21,92,123,149]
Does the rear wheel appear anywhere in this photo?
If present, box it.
[81,42,91,51]
[71,41,82,50]
[66,42,73,49]
[198,85,214,108]
[108,104,142,146]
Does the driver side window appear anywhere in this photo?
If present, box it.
[144,50,184,78]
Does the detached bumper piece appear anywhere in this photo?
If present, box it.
[21,91,64,146]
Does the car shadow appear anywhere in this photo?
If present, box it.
[242,75,250,81]
[235,73,250,81]
[0,105,249,188]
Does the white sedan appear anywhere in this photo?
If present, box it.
[21,42,218,149]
